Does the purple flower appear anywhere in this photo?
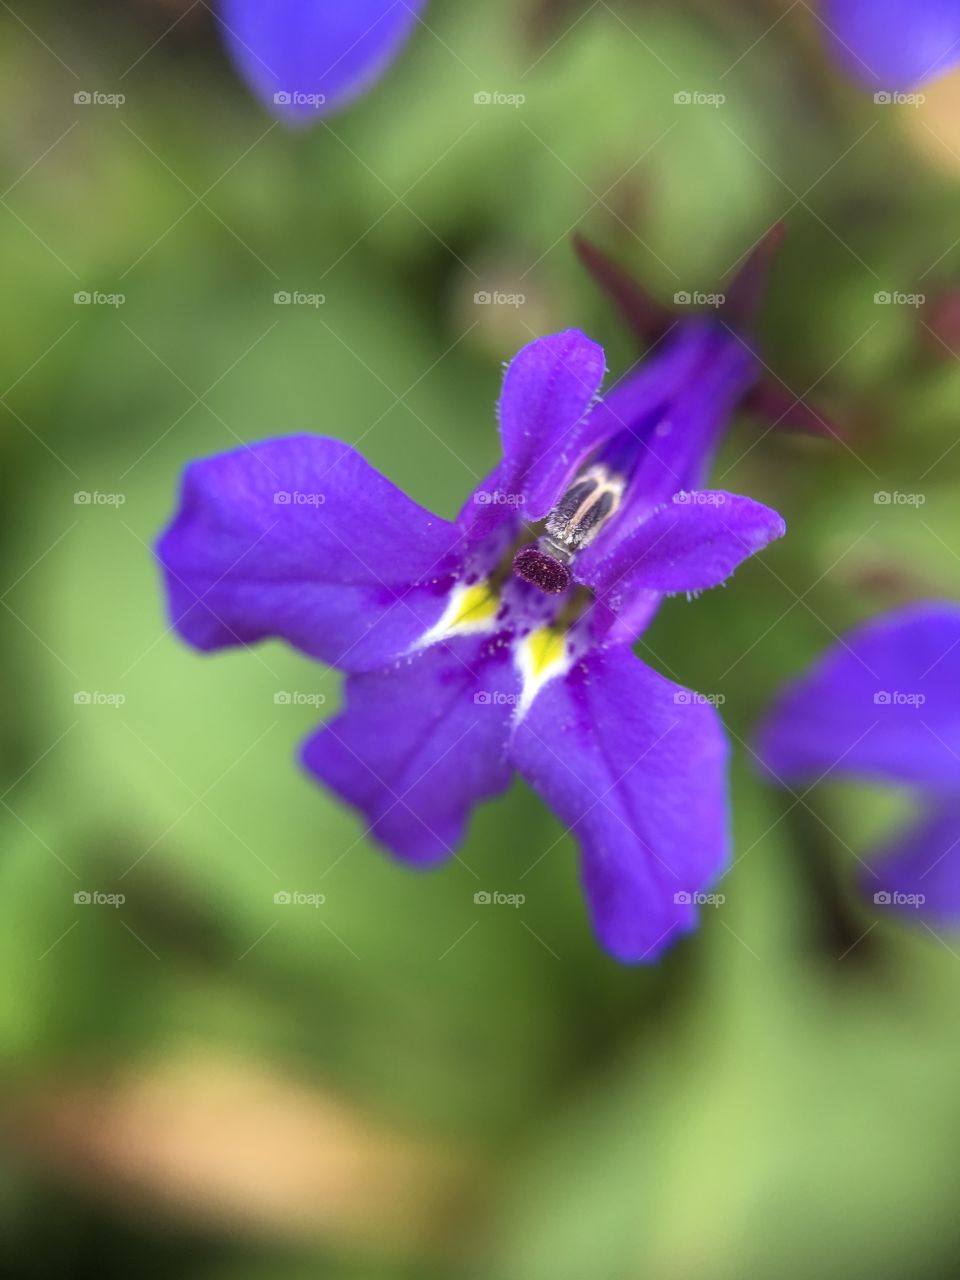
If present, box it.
[157,325,785,963]
[824,0,960,91]
[757,604,960,925]
[218,0,427,123]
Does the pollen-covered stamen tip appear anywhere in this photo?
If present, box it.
[513,546,571,595]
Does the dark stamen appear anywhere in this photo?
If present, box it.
[513,546,571,595]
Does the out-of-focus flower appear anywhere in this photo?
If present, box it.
[823,0,960,91]
[218,0,427,124]
[757,604,960,924]
[7,1052,467,1253]
[923,287,960,358]
[157,321,786,963]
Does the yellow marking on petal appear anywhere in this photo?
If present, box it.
[526,627,567,679]
[416,579,500,649]
[515,626,571,719]
[447,581,499,629]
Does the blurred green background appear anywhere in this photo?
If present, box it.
[3,0,960,1276]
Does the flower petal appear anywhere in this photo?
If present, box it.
[510,647,730,963]
[302,636,518,864]
[823,0,960,90]
[597,329,758,545]
[870,803,960,926]
[757,603,960,788]
[494,330,607,520]
[157,436,462,674]
[866,803,960,924]
[218,0,427,122]
[578,491,785,598]
[557,325,722,498]
[462,330,706,547]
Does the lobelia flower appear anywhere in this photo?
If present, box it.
[157,306,786,964]
[757,603,960,926]
[217,0,428,124]
[822,0,960,91]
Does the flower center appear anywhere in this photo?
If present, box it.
[512,464,624,594]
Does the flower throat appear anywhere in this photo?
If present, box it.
[513,464,624,594]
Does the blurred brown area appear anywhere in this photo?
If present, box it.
[3,1052,478,1259]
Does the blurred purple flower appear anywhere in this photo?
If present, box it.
[218,0,427,123]
[757,604,960,925]
[824,0,960,91]
[157,326,784,963]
